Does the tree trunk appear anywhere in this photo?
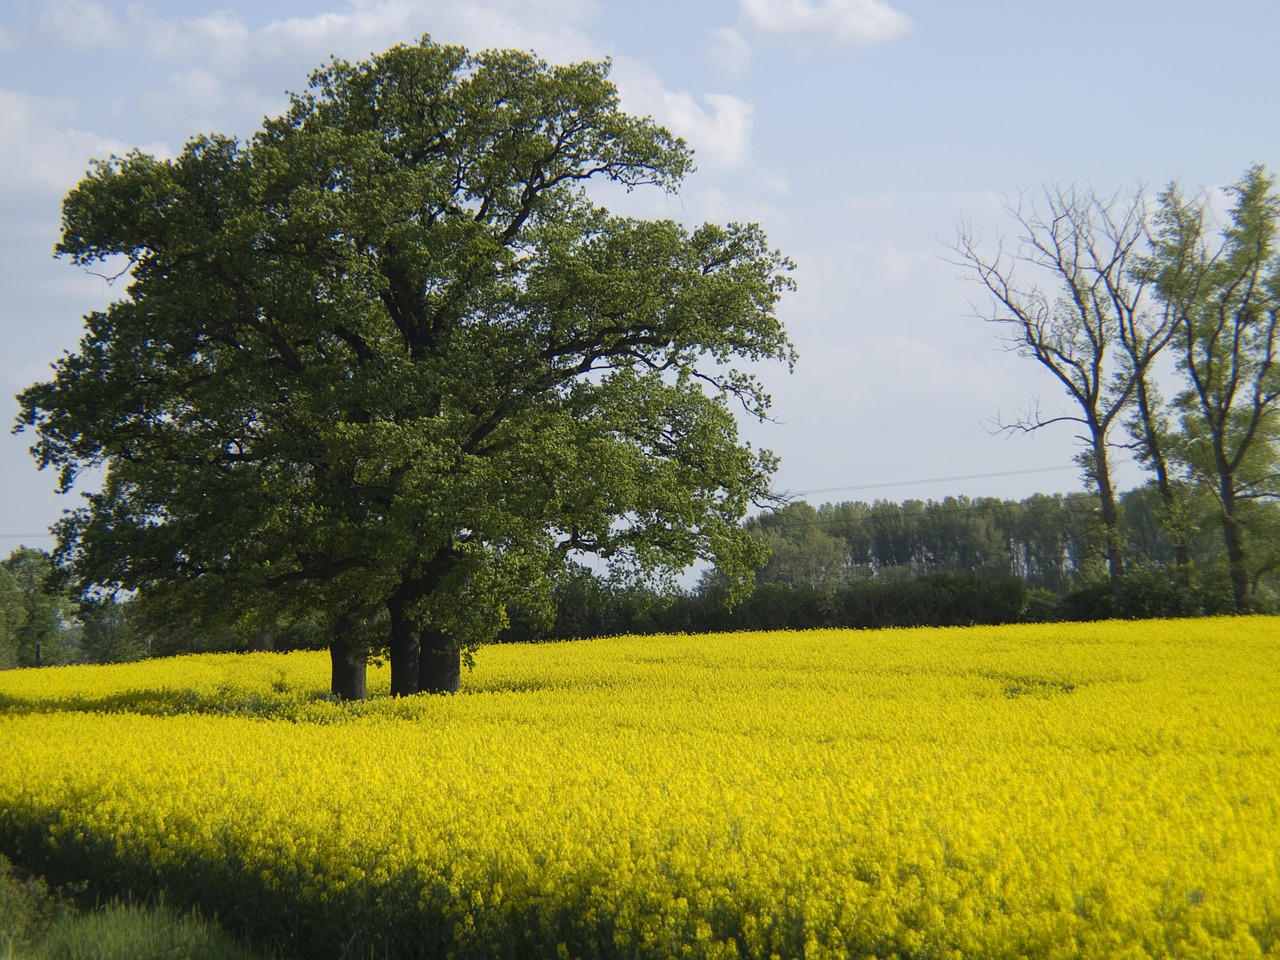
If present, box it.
[387,551,458,696]
[418,625,461,694]
[329,639,367,701]
[389,597,422,697]
[1219,478,1251,608]
[388,601,461,695]
[1131,378,1193,588]
[1091,439,1126,605]
[250,622,275,652]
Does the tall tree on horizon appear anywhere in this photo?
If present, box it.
[951,184,1175,605]
[1143,164,1280,607]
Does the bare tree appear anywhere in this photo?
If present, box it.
[950,185,1176,603]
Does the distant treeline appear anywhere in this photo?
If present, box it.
[501,482,1277,641]
[2,481,1275,667]
[740,485,1275,595]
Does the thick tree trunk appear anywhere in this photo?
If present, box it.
[418,625,461,694]
[329,639,367,701]
[387,551,458,696]
[388,602,462,695]
[389,599,422,697]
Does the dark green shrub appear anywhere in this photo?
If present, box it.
[1021,589,1062,623]
[0,852,65,953]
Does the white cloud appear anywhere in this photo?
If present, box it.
[38,0,123,48]
[137,69,234,134]
[0,89,127,191]
[665,93,755,170]
[149,0,603,73]
[611,59,755,172]
[185,12,254,59]
[739,0,912,48]
[82,1,604,136]
[425,0,600,59]
[708,27,751,81]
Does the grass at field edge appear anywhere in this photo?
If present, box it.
[0,852,264,960]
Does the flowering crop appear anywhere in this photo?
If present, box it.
[1,619,1278,959]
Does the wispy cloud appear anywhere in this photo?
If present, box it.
[739,0,913,47]
[664,93,755,171]
[162,0,601,69]
[708,27,751,81]
[709,1,911,81]
[16,1,612,152]
[0,90,135,191]
[38,0,124,48]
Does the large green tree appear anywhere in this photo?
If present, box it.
[1144,165,1280,606]
[17,37,794,696]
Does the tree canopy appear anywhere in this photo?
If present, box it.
[1142,165,1280,606]
[0,548,77,668]
[16,36,795,696]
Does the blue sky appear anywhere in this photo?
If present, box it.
[2,0,1279,550]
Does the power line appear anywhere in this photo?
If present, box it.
[750,492,1102,534]
[783,465,1078,498]
[0,466,1086,541]
[0,465,1085,542]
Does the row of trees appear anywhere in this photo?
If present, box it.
[499,483,1274,643]
[951,168,1280,609]
[6,476,1272,668]
[0,541,1035,669]
[0,546,146,668]
[0,545,337,669]
[746,486,1278,600]
[503,566,1033,640]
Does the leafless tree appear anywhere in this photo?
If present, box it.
[949,184,1178,602]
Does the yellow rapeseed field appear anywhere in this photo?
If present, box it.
[0,618,1277,959]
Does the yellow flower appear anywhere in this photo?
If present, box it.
[0,618,1277,958]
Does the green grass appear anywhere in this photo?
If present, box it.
[28,902,260,960]
[0,854,259,960]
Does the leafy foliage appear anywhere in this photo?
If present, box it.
[1142,164,1280,605]
[16,36,794,693]
[0,851,65,953]
[0,549,77,667]
[0,852,257,960]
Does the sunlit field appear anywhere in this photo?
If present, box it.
[1,619,1277,959]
